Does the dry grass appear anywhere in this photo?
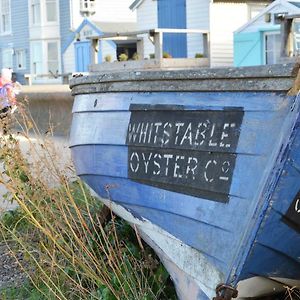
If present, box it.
[0,105,176,300]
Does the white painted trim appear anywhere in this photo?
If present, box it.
[262,30,281,64]
[15,49,27,70]
[94,194,224,299]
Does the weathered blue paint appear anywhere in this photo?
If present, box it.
[64,18,116,68]
[238,114,300,280]
[157,0,187,58]
[74,41,91,72]
[63,18,117,52]
[70,87,300,298]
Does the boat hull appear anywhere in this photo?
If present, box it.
[70,64,300,299]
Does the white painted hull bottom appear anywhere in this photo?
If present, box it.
[96,195,300,300]
[98,196,222,300]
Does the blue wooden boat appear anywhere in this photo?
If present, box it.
[69,63,300,300]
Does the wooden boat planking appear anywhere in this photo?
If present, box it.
[69,63,300,299]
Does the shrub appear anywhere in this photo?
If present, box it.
[132,52,139,60]
[118,53,128,61]
[104,54,112,62]
[195,53,204,58]
[163,52,172,59]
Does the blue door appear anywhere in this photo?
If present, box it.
[74,41,91,72]
[157,0,187,58]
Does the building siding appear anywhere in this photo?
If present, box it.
[0,0,30,84]
[210,2,249,67]
[101,41,117,62]
[60,0,73,75]
[186,0,210,58]
[69,0,136,29]
[60,0,72,52]
[93,0,136,22]
[63,43,75,74]
[136,0,157,59]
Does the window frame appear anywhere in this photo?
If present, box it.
[80,0,96,15]
[46,40,59,75]
[16,49,27,70]
[45,0,58,23]
[0,0,11,35]
[31,0,41,26]
[247,3,266,21]
[263,31,281,65]
[30,40,61,83]
[31,40,43,75]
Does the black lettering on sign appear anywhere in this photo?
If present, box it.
[283,190,300,233]
[126,105,244,203]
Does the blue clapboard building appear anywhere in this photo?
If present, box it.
[233,0,300,67]
[0,0,136,84]
[0,0,29,84]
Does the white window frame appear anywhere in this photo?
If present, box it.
[80,0,96,16]
[2,48,13,68]
[45,0,58,23]
[0,0,11,34]
[30,0,59,27]
[46,40,59,76]
[30,40,61,84]
[31,0,41,25]
[263,31,281,65]
[31,41,43,76]
[247,3,266,21]
[16,49,27,70]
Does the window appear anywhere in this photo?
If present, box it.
[80,0,96,16]
[47,41,59,75]
[293,20,300,56]
[31,0,41,25]
[31,41,43,74]
[248,4,266,21]
[265,33,281,65]
[16,49,26,70]
[0,0,11,33]
[46,0,57,22]
[2,48,13,68]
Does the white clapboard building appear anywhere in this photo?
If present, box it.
[130,0,271,67]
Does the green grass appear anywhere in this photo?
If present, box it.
[0,281,58,300]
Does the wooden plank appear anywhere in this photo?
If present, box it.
[70,63,299,94]
[71,92,288,113]
[71,78,294,94]
[70,111,289,156]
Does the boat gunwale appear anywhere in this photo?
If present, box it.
[70,63,300,95]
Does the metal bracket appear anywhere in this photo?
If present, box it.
[213,283,238,300]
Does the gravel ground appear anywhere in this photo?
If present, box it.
[0,243,28,291]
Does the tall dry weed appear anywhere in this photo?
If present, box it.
[0,104,176,300]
